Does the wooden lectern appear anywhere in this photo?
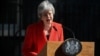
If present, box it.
[38,41,95,56]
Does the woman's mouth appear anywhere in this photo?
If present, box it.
[46,19,50,22]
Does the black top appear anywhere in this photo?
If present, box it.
[46,35,49,40]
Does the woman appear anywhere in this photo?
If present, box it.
[22,0,64,56]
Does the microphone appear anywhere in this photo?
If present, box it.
[62,25,76,39]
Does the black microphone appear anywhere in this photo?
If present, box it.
[62,25,76,39]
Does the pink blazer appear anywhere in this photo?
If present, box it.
[22,21,64,56]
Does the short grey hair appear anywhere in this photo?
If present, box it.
[37,0,55,18]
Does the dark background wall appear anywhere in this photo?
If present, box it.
[0,0,100,56]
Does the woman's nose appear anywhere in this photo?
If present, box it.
[47,14,50,18]
[45,14,50,20]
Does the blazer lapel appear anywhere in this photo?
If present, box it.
[49,26,58,41]
[38,21,47,41]
[37,21,47,53]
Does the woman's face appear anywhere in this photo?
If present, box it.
[41,10,54,26]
